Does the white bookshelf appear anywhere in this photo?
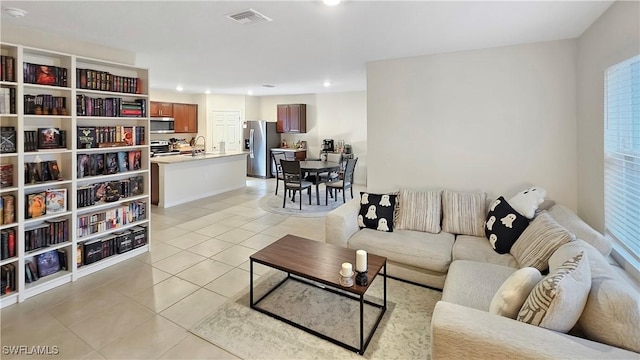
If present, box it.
[0,42,151,308]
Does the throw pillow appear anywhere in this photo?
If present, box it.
[517,252,591,332]
[507,186,546,219]
[358,192,397,232]
[547,204,612,256]
[510,212,575,271]
[441,190,486,237]
[485,196,530,254]
[489,267,542,319]
[396,189,442,233]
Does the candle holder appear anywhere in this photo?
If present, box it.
[355,270,368,286]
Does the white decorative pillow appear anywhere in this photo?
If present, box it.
[441,190,486,237]
[510,212,575,271]
[396,189,442,233]
[489,267,542,319]
[517,252,591,333]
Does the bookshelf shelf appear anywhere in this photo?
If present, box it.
[0,42,150,306]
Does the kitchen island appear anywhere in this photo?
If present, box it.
[151,152,247,208]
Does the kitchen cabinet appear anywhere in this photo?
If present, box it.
[276,104,306,133]
[150,101,173,117]
[173,103,198,133]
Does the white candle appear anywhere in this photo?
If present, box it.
[341,262,353,276]
[356,250,367,272]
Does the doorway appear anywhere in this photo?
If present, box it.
[212,110,241,152]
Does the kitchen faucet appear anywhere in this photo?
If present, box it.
[193,136,206,156]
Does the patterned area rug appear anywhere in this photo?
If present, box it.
[190,271,441,359]
[257,193,348,217]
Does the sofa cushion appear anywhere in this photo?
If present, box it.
[485,196,530,254]
[453,235,519,268]
[549,239,621,281]
[348,228,454,273]
[517,252,591,333]
[358,192,396,232]
[396,189,442,233]
[510,212,575,271]
[442,260,516,311]
[489,267,542,319]
[547,204,612,257]
[441,190,486,237]
[578,277,640,353]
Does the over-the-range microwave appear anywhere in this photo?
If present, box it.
[150,117,175,134]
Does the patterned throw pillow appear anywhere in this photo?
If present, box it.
[396,189,442,233]
[517,252,591,333]
[358,192,397,232]
[485,196,530,254]
[441,190,486,236]
[510,212,575,271]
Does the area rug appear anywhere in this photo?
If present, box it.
[257,193,347,217]
[190,271,442,359]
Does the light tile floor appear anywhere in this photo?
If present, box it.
[1,178,363,359]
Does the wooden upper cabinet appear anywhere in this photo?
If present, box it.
[276,104,306,133]
[150,101,173,117]
[173,103,198,133]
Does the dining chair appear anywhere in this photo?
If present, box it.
[319,153,342,183]
[280,159,313,210]
[325,157,358,204]
[271,151,287,195]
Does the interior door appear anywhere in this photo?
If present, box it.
[212,110,241,152]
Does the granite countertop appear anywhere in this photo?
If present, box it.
[272,148,307,152]
[150,151,247,164]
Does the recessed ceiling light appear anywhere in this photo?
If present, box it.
[262,84,275,88]
[323,0,341,6]
[4,7,27,19]
[176,86,183,92]
[205,90,211,94]
[247,90,254,95]
[323,81,332,88]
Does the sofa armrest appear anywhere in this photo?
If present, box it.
[325,198,361,248]
[431,301,638,360]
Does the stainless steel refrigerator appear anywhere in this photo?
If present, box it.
[244,121,281,178]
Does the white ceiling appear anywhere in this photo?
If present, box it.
[1,1,613,96]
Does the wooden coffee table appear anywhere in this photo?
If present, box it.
[249,234,387,355]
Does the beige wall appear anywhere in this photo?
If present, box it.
[258,92,367,184]
[367,40,578,207]
[577,1,640,233]
[1,23,134,65]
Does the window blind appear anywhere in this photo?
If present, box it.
[604,55,640,259]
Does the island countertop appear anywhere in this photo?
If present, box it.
[150,151,246,164]
[271,148,307,152]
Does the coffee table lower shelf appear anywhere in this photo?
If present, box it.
[249,262,387,355]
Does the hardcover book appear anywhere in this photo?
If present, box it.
[104,181,120,202]
[90,153,105,176]
[83,239,102,265]
[37,128,61,149]
[117,151,128,173]
[105,153,119,175]
[0,164,13,187]
[77,154,90,178]
[26,192,46,219]
[48,160,61,180]
[128,150,141,171]
[77,126,96,149]
[40,161,52,182]
[0,127,16,153]
[57,249,67,271]
[45,189,67,214]
[36,250,61,277]
[93,182,106,203]
[130,176,144,196]
[35,65,56,86]
[2,195,14,224]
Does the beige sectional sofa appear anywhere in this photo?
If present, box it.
[325,194,640,359]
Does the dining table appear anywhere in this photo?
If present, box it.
[299,160,341,205]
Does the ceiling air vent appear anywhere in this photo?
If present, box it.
[226,9,272,25]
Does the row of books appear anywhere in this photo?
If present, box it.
[0,88,16,114]
[77,125,145,148]
[79,225,146,267]
[25,128,67,152]
[77,201,146,238]
[25,249,66,284]
[1,229,16,260]
[25,189,67,219]
[1,127,16,153]
[0,195,15,225]
[25,217,69,252]
[77,96,145,117]
[24,94,67,115]
[77,176,144,209]
[0,55,16,82]
[77,151,142,178]
[24,63,67,87]
[25,161,63,185]
[76,68,142,94]
[1,263,16,295]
